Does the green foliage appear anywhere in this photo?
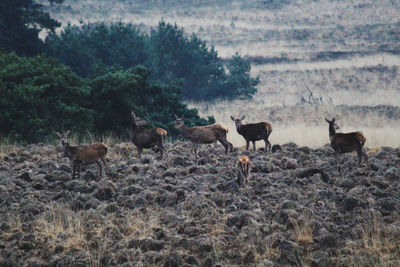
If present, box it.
[45,22,149,78]
[44,20,259,101]
[0,51,93,142]
[87,66,213,135]
[0,51,212,142]
[0,0,63,56]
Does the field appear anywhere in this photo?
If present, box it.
[39,0,400,147]
[2,0,400,266]
[1,141,400,266]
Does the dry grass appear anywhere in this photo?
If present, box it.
[34,203,96,251]
[341,218,400,266]
[293,222,314,246]
[30,203,166,266]
[123,209,162,240]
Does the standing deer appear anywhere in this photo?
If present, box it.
[174,115,233,157]
[237,155,251,186]
[131,112,167,159]
[231,115,272,152]
[56,131,108,179]
[325,117,369,172]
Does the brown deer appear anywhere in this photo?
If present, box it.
[174,115,233,157]
[325,117,369,172]
[231,115,272,152]
[237,155,251,186]
[131,112,167,159]
[56,131,108,179]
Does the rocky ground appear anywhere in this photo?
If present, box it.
[0,141,400,266]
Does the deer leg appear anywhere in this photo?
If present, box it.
[246,140,250,151]
[156,139,167,159]
[218,139,230,154]
[237,171,243,186]
[336,153,341,173]
[137,147,142,159]
[96,160,102,178]
[77,163,82,179]
[72,162,76,179]
[359,149,370,169]
[252,141,256,152]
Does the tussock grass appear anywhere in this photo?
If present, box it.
[341,218,400,266]
[293,222,314,246]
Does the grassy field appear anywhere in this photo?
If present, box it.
[38,0,400,149]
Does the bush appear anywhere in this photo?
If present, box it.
[0,51,94,142]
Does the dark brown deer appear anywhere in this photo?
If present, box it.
[131,112,167,159]
[231,115,272,152]
[325,117,369,172]
[56,131,108,179]
[237,155,251,186]
[174,115,233,157]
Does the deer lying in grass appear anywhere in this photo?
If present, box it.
[131,112,167,159]
[174,115,233,157]
[231,115,273,152]
[237,155,251,186]
[325,117,369,172]
[56,131,108,179]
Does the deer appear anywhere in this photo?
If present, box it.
[131,112,167,159]
[174,115,233,157]
[325,117,369,172]
[237,155,251,186]
[231,115,272,152]
[56,131,108,179]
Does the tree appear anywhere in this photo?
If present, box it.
[0,0,63,56]
[0,51,93,142]
[87,66,213,135]
[45,20,259,101]
[45,22,149,77]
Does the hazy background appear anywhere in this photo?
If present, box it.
[40,0,400,148]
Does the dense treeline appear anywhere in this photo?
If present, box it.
[45,21,259,100]
[0,51,213,142]
[0,0,257,142]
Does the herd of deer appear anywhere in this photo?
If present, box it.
[56,112,370,186]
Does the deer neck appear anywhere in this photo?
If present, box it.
[63,143,74,159]
[328,124,336,142]
[180,124,191,138]
[236,124,244,134]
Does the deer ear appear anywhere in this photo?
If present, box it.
[325,117,330,123]
[65,130,70,137]
[56,132,61,138]
[230,116,235,121]
[175,114,179,119]
[240,115,245,121]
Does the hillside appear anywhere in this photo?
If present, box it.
[1,2,399,266]
[1,142,399,266]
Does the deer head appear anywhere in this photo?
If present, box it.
[131,112,148,127]
[231,115,245,130]
[56,130,70,146]
[174,115,185,130]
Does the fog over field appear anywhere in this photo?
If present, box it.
[40,0,400,147]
